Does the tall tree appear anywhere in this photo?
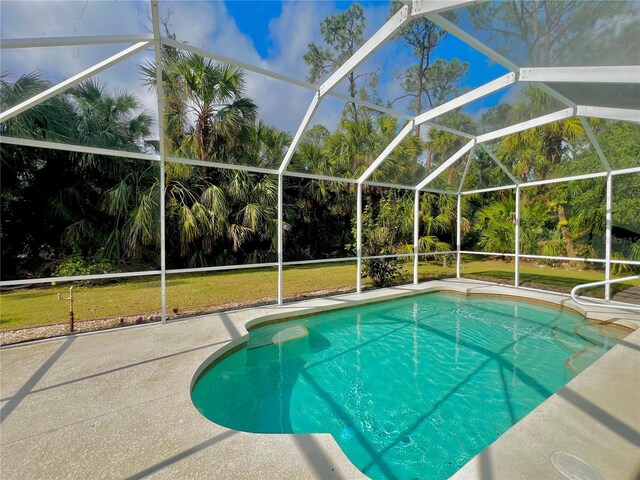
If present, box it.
[144,52,257,163]
[389,1,470,141]
[389,0,447,125]
[468,1,631,67]
[304,4,376,120]
[141,49,282,267]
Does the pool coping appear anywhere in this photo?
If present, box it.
[189,279,639,479]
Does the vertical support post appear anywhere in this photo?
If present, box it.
[278,173,284,304]
[151,0,167,323]
[356,183,363,293]
[456,194,462,278]
[515,185,521,287]
[605,173,612,301]
[413,189,419,284]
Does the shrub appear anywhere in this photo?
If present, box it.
[53,251,118,284]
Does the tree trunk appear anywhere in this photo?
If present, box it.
[557,204,577,259]
[348,72,358,122]
[415,52,425,139]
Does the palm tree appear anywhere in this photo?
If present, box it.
[417,192,454,259]
[495,86,587,259]
[142,49,257,162]
[474,196,515,253]
[142,49,284,267]
[1,73,157,277]
[0,72,77,143]
[69,79,153,152]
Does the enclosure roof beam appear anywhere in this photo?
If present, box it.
[462,184,517,195]
[0,135,160,161]
[423,122,474,139]
[416,139,476,191]
[461,166,640,195]
[161,37,313,90]
[358,121,415,184]
[0,41,151,123]
[427,12,579,110]
[161,37,477,139]
[331,92,412,120]
[411,0,489,17]
[363,180,419,191]
[478,144,520,185]
[476,108,575,144]
[519,66,640,84]
[415,72,516,126]
[318,5,411,97]
[166,156,279,175]
[576,105,640,123]
[457,150,473,194]
[360,73,515,186]
[163,37,418,123]
[278,92,321,174]
[427,12,519,71]
[280,4,411,173]
[578,117,611,172]
[0,34,153,49]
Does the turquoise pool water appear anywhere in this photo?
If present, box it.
[191,293,624,480]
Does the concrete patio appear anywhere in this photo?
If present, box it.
[1,279,638,479]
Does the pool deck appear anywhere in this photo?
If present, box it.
[1,279,638,479]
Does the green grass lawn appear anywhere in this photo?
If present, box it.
[1,259,637,331]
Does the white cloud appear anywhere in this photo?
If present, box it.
[0,0,149,38]
[1,0,404,138]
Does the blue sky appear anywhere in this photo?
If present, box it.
[217,0,509,123]
[1,0,511,135]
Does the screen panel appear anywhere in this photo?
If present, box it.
[1,145,160,281]
[283,177,356,262]
[164,163,277,269]
[441,1,640,68]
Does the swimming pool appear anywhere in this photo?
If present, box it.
[191,292,626,480]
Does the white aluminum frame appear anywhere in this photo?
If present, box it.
[576,106,640,123]
[1,0,639,317]
[0,41,151,122]
[0,34,153,49]
[151,0,167,322]
[519,66,640,84]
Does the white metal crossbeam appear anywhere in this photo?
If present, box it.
[476,108,575,144]
[0,135,160,161]
[358,121,414,184]
[427,12,519,71]
[457,152,473,194]
[519,66,640,84]
[479,143,519,185]
[415,72,516,126]
[357,73,516,185]
[319,6,410,97]
[411,0,489,16]
[416,139,475,190]
[0,41,151,123]
[577,105,640,123]
[0,34,153,49]
[578,117,611,171]
[423,122,474,139]
[278,92,320,173]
